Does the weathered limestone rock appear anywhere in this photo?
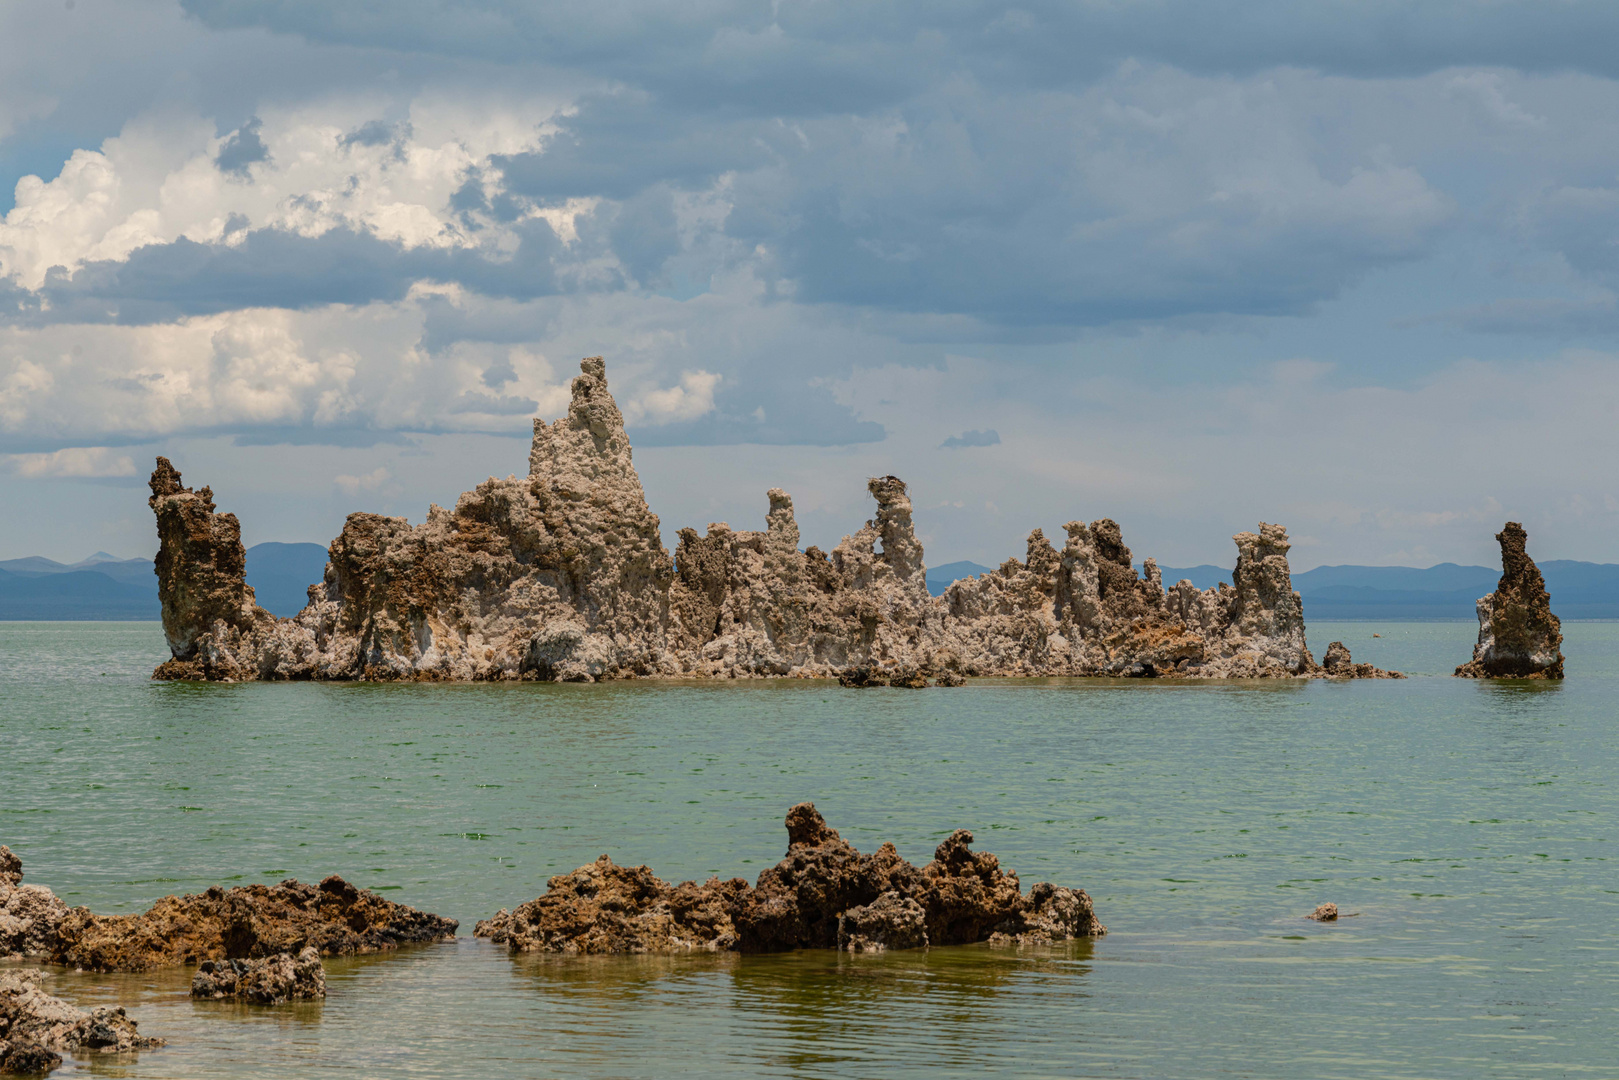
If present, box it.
[0,969,161,1075]
[50,875,456,972]
[1456,522,1564,679]
[472,856,745,954]
[1321,642,1404,680]
[149,355,1392,682]
[480,803,1104,956]
[191,946,326,1003]
[0,849,69,961]
[1308,903,1339,922]
[148,457,277,680]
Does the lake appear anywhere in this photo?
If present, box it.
[2,620,1614,1078]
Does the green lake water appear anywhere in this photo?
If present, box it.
[1,620,1615,1078]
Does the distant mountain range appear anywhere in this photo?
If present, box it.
[925,558,1619,619]
[5,547,1618,621]
[0,543,329,620]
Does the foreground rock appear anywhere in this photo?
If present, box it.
[53,876,457,972]
[476,803,1104,956]
[0,850,69,961]
[148,356,1392,682]
[1,968,161,1075]
[0,849,454,972]
[191,946,326,1004]
[1455,522,1565,679]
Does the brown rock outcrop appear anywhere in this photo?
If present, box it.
[1,969,161,1075]
[191,946,326,1003]
[478,803,1104,956]
[1455,522,1564,679]
[41,873,454,972]
[149,355,1392,682]
[1321,642,1404,679]
[473,856,745,954]
[1307,903,1339,921]
[837,892,928,952]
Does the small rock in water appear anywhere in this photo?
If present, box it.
[1308,903,1339,921]
[1321,642,1404,680]
[191,946,326,1004]
[933,670,966,687]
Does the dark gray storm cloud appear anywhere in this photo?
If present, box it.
[182,0,1619,88]
[2,220,568,326]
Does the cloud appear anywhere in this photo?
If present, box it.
[941,429,1000,449]
[620,369,721,425]
[3,446,136,478]
[178,0,1619,88]
[333,466,392,496]
[215,116,269,177]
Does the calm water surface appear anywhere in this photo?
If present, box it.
[1,621,1615,1078]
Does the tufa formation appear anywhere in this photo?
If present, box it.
[0,970,162,1076]
[0,846,454,973]
[191,947,326,1004]
[149,356,1397,682]
[1455,522,1564,679]
[473,802,1103,955]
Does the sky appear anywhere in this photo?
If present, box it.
[3,0,1619,571]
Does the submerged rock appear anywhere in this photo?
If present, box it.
[1455,522,1565,679]
[191,946,326,1004]
[0,968,162,1075]
[480,803,1104,957]
[148,356,1390,683]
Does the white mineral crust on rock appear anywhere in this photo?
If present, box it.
[149,356,1389,682]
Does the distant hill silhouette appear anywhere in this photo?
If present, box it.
[4,544,1617,620]
[243,542,330,616]
[0,542,331,620]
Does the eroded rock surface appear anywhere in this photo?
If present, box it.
[479,803,1104,956]
[0,969,161,1076]
[191,946,326,1004]
[0,849,69,961]
[1456,522,1565,679]
[472,856,745,954]
[48,874,455,972]
[150,356,1393,682]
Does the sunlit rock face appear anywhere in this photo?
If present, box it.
[1455,522,1565,679]
[149,356,1386,682]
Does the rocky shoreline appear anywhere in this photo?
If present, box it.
[147,356,1401,684]
[474,803,1104,955]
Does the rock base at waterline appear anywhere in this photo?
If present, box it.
[0,847,455,973]
[476,803,1104,956]
[0,969,162,1076]
[192,947,327,1004]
